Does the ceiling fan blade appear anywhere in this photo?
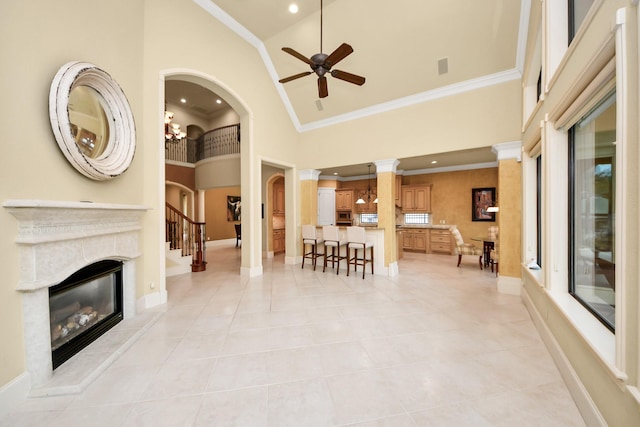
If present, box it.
[282,47,314,65]
[318,76,328,98]
[279,71,313,83]
[331,69,366,86]
[324,43,353,68]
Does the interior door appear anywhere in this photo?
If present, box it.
[318,188,336,225]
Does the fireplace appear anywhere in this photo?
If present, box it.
[3,199,149,389]
[50,260,124,369]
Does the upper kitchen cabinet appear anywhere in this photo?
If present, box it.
[395,175,402,207]
[336,189,354,211]
[401,185,432,213]
[273,181,285,214]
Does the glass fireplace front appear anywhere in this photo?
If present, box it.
[49,260,123,369]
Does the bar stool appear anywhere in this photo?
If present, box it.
[322,225,347,274]
[346,226,374,279]
[302,224,323,270]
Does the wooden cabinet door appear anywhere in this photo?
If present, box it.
[413,187,429,212]
[414,230,427,251]
[336,190,353,211]
[401,187,415,211]
[402,231,414,249]
[395,175,402,207]
[274,184,285,214]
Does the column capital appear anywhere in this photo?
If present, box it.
[374,159,400,174]
[299,169,321,181]
[492,141,522,162]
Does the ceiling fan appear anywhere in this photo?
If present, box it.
[278,0,366,99]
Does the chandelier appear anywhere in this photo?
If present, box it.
[356,164,378,204]
[164,111,186,144]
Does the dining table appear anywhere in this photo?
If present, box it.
[471,236,496,268]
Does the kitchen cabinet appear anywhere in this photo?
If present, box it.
[401,185,431,213]
[402,228,427,253]
[273,183,285,214]
[273,229,285,253]
[430,229,452,254]
[335,189,353,211]
[395,175,402,207]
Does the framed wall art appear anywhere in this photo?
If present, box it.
[227,196,241,221]
[471,187,496,222]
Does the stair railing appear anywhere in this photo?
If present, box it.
[165,203,207,272]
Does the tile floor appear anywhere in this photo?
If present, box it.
[1,245,586,426]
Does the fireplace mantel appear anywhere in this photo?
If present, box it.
[3,199,149,291]
[3,199,149,389]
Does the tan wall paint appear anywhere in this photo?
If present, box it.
[376,172,396,266]
[204,187,241,241]
[403,168,499,241]
[166,164,195,190]
[497,159,521,278]
[299,179,318,226]
[0,0,300,389]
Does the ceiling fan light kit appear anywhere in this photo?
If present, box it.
[278,0,365,99]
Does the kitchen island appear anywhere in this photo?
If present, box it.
[315,226,387,276]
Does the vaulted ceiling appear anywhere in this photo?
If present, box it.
[171,0,528,176]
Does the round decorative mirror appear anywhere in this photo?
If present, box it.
[49,62,135,180]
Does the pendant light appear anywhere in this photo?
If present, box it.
[356,164,377,204]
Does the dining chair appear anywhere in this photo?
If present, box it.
[451,227,483,269]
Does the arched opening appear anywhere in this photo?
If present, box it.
[160,70,257,283]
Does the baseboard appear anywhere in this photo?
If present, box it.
[284,255,297,265]
[387,261,399,277]
[497,275,522,295]
[0,372,30,420]
[241,265,263,277]
[205,238,236,248]
[522,290,607,427]
[136,289,167,312]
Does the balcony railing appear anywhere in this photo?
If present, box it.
[165,123,240,163]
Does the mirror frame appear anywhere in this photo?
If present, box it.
[49,62,136,180]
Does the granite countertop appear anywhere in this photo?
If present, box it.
[396,224,455,230]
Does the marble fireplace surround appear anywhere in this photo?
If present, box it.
[3,199,149,390]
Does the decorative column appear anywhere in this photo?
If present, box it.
[491,142,522,294]
[299,169,321,225]
[374,159,400,276]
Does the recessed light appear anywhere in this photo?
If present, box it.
[333,172,338,176]
[431,160,438,164]
[180,98,187,103]
[216,99,222,104]
[289,3,298,13]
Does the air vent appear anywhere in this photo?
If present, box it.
[438,57,449,75]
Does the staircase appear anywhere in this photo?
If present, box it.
[166,203,207,276]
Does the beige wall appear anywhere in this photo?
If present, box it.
[0,0,299,391]
[204,187,241,241]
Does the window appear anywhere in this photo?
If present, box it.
[568,0,595,43]
[359,213,378,224]
[404,213,430,225]
[568,90,616,331]
[536,155,542,268]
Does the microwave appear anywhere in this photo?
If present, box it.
[336,211,352,223]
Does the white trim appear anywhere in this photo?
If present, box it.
[522,289,607,427]
[492,141,523,161]
[285,255,297,265]
[374,159,400,174]
[387,261,399,277]
[136,289,167,312]
[401,161,499,176]
[299,169,322,181]
[515,0,532,74]
[241,265,263,277]
[299,69,521,132]
[194,0,526,133]
[0,373,30,420]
